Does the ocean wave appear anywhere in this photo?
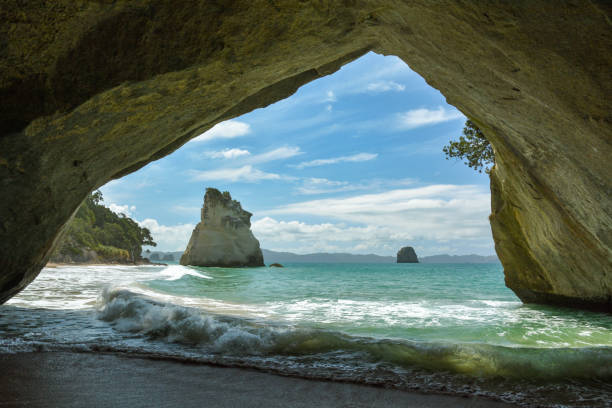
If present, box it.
[97,288,612,381]
[158,265,212,281]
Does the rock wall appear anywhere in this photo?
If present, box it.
[0,1,610,309]
[180,189,264,267]
[397,247,419,263]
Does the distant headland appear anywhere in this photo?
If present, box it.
[145,249,499,265]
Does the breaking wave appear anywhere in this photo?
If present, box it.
[97,288,612,382]
[5,263,611,407]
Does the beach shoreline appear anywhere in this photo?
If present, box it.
[45,261,167,268]
[0,351,516,408]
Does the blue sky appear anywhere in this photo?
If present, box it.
[101,52,494,256]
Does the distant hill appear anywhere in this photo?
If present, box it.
[262,249,395,264]
[419,254,500,263]
[263,249,499,264]
[143,251,184,262]
[145,249,500,264]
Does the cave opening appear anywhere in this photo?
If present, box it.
[1,0,609,314]
[95,52,495,262]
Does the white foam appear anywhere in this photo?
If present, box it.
[158,265,213,281]
[96,288,277,355]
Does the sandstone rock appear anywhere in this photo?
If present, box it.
[180,188,264,268]
[397,247,419,263]
[269,263,284,268]
[0,1,610,310]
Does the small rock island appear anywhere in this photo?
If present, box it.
[397,246,419,263]
[180,188,264,267]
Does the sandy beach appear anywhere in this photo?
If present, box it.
[0,352,515,408]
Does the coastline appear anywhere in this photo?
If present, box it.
[0,351,516,408]
[45,261,167,268]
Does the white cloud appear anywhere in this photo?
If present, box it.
[297,177,349,193]
[263,185,491,242]
[138,219,195,252]
[324,90,337,102]
[295,178,350,195]
[292,153,378,169]
[252,217,392,254]
[191,120,251,142]
[204,146,302,163]
[397,107,464,129]
[189,165,293,183]
[366,81,406,92]
[108,203,136,217]
[189,147,301,184]
[295,177,415,195]
[249,146,303,164]
[205,148,251,159]
[252,214,493,256]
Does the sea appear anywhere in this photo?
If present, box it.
[1,262,611,407]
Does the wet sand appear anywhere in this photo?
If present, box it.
[0,352,516,408]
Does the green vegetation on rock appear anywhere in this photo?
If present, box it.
[443,120,495,173]
[50,191,156,264]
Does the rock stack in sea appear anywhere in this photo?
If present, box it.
[397,246,419,263]
[180,188,264,267]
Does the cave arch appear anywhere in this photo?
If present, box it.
[0,1,610,310]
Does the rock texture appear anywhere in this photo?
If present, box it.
[0,1,610,310]
[397,247,419,264]
[180,189,264,268]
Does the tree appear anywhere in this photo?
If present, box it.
[89,190,103,206]
[442,120,494,173]
[51,191,157,263]
[140,227,156,247]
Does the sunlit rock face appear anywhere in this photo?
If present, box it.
[0,1,610,310]
[180,189,264,268]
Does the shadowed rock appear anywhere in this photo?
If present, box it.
[180,188,264,268]
[397,247,419,264]
[0,1,610,310]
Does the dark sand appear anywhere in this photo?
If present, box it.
[0,352,516,408]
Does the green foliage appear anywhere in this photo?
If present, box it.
[442,120,495,174]
[52,191,157,263]
[94,244,130,262]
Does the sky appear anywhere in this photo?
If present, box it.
[100,52,494,256]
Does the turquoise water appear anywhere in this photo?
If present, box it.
[146,263,611,349]
[2,263,611,407]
